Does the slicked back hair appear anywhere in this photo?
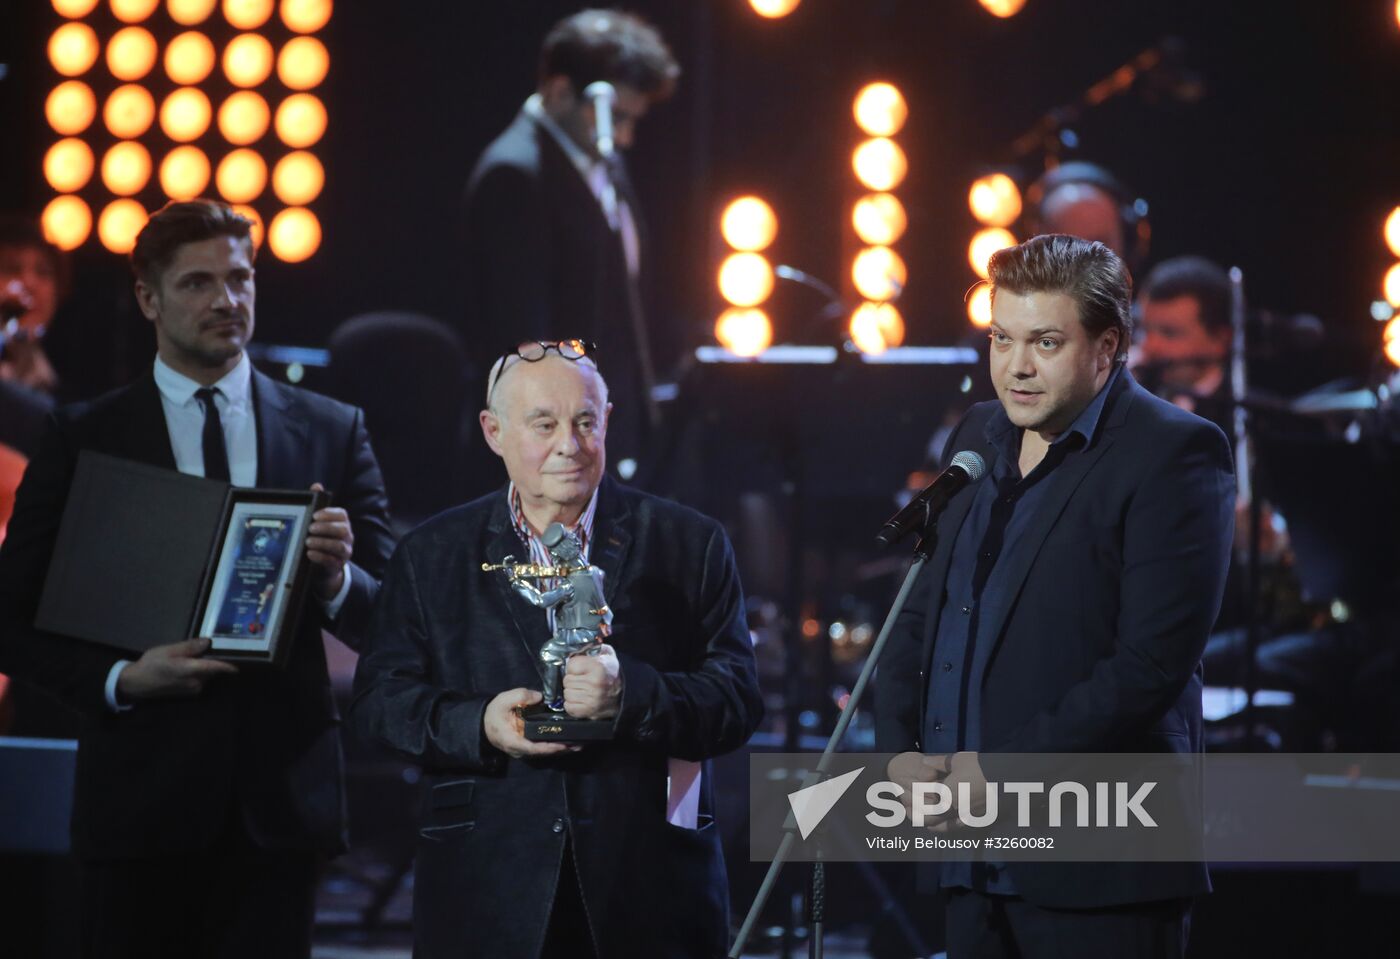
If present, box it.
[988,233,1133,361]
[130,199,254,286]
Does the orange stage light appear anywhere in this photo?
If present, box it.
[44,139,96,193]
[720,196,778,252]
[52,0,100,17]
[101,141,153,196]
[979,0,1028,17]
[272,151,324,205]
[49,22,100,77]
[46,81,97,136]
[850,301,905,354]
[224,0,274,29]
[852,82,907,138]
[968,173,1023,227]
[851,246,907,302]
[748,0,801,17]
[969,227,1016,280]
[111,0,161,22]
[277,36,329,90]
[852,193,906,246]
[267,207,321,262]
[280,0,332,32]
[717,252,775,308]
[218,91,271,145]
[160,87,213,141]
[215,148,268,203]
[715,307,773,357]
[224,33,275,87]
[168,0,218,25]
[1385,263,1400,309]
[165,31,216,84]
[107,27,158,81]
[159,146,212,199]
[967,283,993,328]
[1385,207,1400,259]
[852,138,907,192]
[104,84,156,138]
[97,199,148,254]
[42,195,92,252]
[232,203,265,249]
[274,93,327,147]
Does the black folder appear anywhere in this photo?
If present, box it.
[36,452,228,655]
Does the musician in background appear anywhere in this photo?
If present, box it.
[461,9,680,479]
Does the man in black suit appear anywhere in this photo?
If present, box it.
[0,199,394,958]
[350,344,763,959]
[875,235,1234,958]
[461,9,679,479]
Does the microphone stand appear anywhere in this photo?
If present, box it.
[1229,266,1265,747]
[729,508,942,959]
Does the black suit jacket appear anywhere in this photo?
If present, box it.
[461,110,655,467]
[350,477,763,959]
[874,371,1234,908]
[0,368,394,860]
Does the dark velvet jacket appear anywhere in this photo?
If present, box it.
[351,477,763,959]
[0,369,394,860]
[875,370,1235,908]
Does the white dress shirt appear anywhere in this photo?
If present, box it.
[105,353,350,710]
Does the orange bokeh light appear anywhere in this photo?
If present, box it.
[718,252,775,308]
[44,139,96,193]
[851,246,907,302]
[97,199,149,254]
[748,0,801,17]
[159,146,212,199]
[969,227,1017,280]
[224,33,275,87]
[280,0,332,32]
[218,91,271,145]
[852,193,906,246]
[49,22,100,77]
[46,81,97,136]
[232,203,265,249]
[52,0,100,16]
[215,148,268,203]
[853,82,907,138]
[715,307,773,357]
[101,141,153,196]
[106,27,158,81]
[979,0,1028,17]
[1385,263,1400,309]
[104,84,156,138]
[111,0,161,22]
[277,36,329,90]
[850,302,905,354]
[1385,207,1400,259]
[852,138,907,192]
[224,0,274,29]
[168,0,218,25]
[720,196,778,252]
[967,283,993,328]
[267,207,321,262]
[42,195,93,252]
[272,151,325,205]
[165,31,217,84]
[274,93,327,147]
[968,173,1023,228]
[160,87,213,141]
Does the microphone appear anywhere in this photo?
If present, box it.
[582,80,617,159]
[876,450,987,546]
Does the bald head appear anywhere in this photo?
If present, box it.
[1039,183,1125,257]
[487,353,609,422]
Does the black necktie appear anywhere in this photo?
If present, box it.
[194,387,230,482]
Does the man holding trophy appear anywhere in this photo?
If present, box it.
[351,341,763,959]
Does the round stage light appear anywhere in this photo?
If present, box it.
[979,0,1028,17]
[159,146,211,199]
[168,0,218,25]
[715,307,773,357]
[112,0,160,22]
[1386,263,1400,309]
[852,246,907,302]
[97,199,148,254]
[46,81,97,135]
[44,139,96,193]
[41,195,92,251]
[720,196,777,252]
[101,141,153,196]
[1386,207,1400,259]
[268,207,321,262]
[850,301,905,354]
[104,84,156,137]
[274,93,327,147]
[749,0,801,16]
[224,0,274,29]
[1384,315,1400,367]
[967,283,993,327]
[718,252,775,308]
[49,22,100,77]
[968,173,1023,227]
[853,82,907,138]
[53,0,100,16]
[218,91,271,144]
[215,148,268,203]
[852,193,906,246]
[277,36,329,90]
[107,27,158,81]
[224,33,275,87]
[232,203,265,249]
[272,151,324,204]
[160,87,213,141]
[165,31,216,84]
[280,0,332,32]
[852,138,907,192]
[969,227,1016,280]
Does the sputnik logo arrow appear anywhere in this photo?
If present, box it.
[787,767,865,840]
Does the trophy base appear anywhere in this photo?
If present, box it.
[521,705,616,742]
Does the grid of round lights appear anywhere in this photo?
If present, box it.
[965,172,1022,327]
[714,196,778,357]
[40,0,332,260]
[849,82,908,354]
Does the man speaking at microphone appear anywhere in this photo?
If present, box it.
[461,9,679,479]
[874,234,1234,958]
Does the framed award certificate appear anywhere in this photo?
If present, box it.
[193,488,328,666]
